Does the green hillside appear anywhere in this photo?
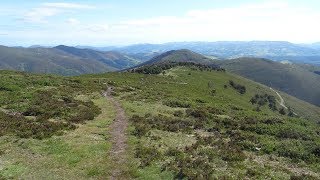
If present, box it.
[114,41,320,65]
[0,46,114,75]
[138,49,217,67]
[1,64,320,179]
[0,45,139,76]
[55,45,140,69]
[218,58,320,107]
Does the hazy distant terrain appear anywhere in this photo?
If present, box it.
[99,41,320,65]
[1,42,320,107]
[0,45,140,75]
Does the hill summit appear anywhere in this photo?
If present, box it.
[139,49,217,66]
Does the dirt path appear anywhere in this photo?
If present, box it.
[270,87,288,109]
[103,87,128,180]
[270,87,298,115]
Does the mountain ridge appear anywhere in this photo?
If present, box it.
[0,45,140,75]
[94,41,320,65]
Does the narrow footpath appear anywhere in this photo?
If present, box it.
[103,87,128,180]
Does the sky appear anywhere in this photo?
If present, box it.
[0,0,320,46]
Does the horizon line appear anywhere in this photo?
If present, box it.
[2,40,320,48]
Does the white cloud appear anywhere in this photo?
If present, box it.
[24,7,60,23]
[43,3,94,9]
[22,3,94,23]
[104,1,320,43]
[66,18,80,25]
[86,24,109,32]
[12,1,320,45]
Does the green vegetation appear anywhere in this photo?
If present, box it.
[250,94,277,111]
[0,71,103,139]
[0,45,140,75]
[0,70,118,178]
[229,80,246,94]
[137,49,218,67]
[1,61,320,179]
[90,65,320,179]
[131,62,224,75]
[218,57,320,106]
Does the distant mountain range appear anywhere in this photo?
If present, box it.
[93,41,320,65]
[0,45,140,75]
[1,41,320,106]
[309,42,320,49]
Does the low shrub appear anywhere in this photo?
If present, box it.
[229,80,246,94]
[135,144,163,167]
[163,99,191,108]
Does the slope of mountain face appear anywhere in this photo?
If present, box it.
[96,65,320,178]
[138,49,217,67]
[112,41,320,65]
[217,58,320,106]
[54,45,139,69]
[1,66,320,179]
[0,45,141,76]
[0,45,113,76]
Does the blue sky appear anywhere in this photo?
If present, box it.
[1,0,320,46]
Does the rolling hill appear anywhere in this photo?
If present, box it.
[133,50,320,107]
[137,49,217,67]
[0,45,114,75]
[54,45,139,69]
[2,60,320,178]
[217,58,320,106]
[0,45,139,75]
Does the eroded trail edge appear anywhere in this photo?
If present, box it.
[103,87,128,180]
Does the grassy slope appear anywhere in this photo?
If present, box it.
[0,70,118,179]
[0,96,114,179]
[55,45,140,69]
[0,46,115,75]
[92,67,320,179]
[218,58,320,106]
[1,67,320,179]
[138,49,217,67]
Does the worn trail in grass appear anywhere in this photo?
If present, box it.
[104,87,128,180]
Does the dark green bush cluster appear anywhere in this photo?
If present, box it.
[163,135,246,179]
[0,112,75,139]
[165,148,215,179]
[186,106,223,119]
[130,104,320,178]
[23,90,100,123]
[250,94,277,111]
[276,140,320,163]
[163,99,191,108]
[135,143,163,167]
[0,90,100,139]
[130,114,194,136]
[0,72,106,140]
[229,80,246,94]
[238,117,320,163]
[131,62,225,74]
